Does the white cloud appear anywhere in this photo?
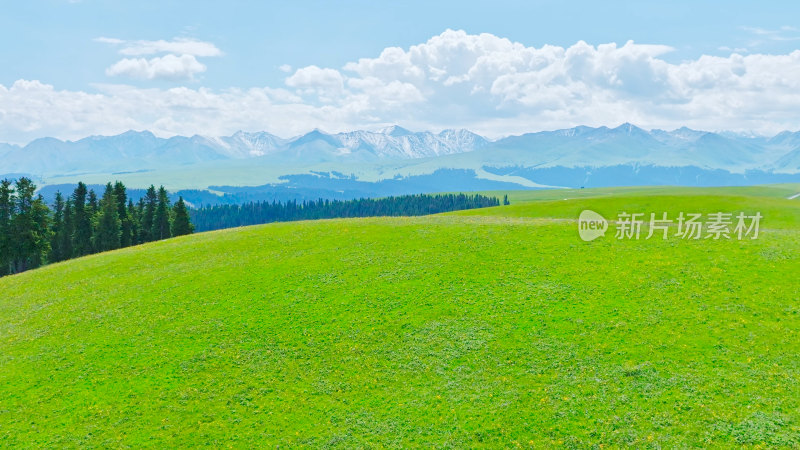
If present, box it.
[95,37,125,45]
[285,65,344,91]
[95,37,222,57]
[718,46,749,54]
[97,37,221,81]
[0,80,352,144]
[740,26,800,50]
[4,30,800,144]
[105,54,207,81]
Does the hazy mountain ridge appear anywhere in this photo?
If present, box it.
[2,124,799,185]
[1,127,491,176]
[487,123,791,172]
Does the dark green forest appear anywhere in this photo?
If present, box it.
[1,178,504,277]
[190,193,507,232]
[0,178,193,277]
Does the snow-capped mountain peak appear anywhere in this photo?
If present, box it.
[3,124,800,178]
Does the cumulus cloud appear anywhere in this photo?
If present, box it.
[97,36,221,81]
[105,54,207,81]
[4,29,800,143]
[277,29,800,135]
[285,65,345,97]
[0,79,348,144]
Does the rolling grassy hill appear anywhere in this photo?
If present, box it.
[1,185,799,447]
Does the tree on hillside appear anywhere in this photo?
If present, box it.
[9,178,51,273]
[29,194,52,270]
[189,193,501,232]
[49,192,66,262]
[135,198,145,244]
[152,186,171,240]
[171,197,194,236]
[114,181,133,247]
[0,178,193,279]
[58,199,74,262]
[87,189,98,217]
[127,199,140,245]
[140,185,157,243]
[72,182,93,256]
[93,183,121,252]
[0,180,14,276]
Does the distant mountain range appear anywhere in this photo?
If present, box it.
[2,124,800,204]
[0,126,489,176]
[3,123,800,176]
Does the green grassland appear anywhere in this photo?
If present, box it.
[1,185,799,447]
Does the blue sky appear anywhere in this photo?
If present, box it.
[1,0,800,143]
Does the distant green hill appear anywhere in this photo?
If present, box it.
[1,185,799,447]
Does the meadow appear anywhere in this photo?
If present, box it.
[1,185,799,447]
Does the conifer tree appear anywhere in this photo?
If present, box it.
[87,189,98,254]
[171,197,194,236]
[0,178,191,278]
[93,183,121,251]
[9,178,51,273]
[49,192,65,262]
[114,181,132,247]
[72,182,93,256]
[152,186,171,240]
[141,185,157,243]
[29,194,53,269]
[0,180,14,276]
[87,189,98,225]
[135,198,145,244]
[59,199,74,261]
[127,199,140,245]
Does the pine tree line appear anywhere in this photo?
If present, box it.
[190,193,503,232]
[0,178,193,277]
